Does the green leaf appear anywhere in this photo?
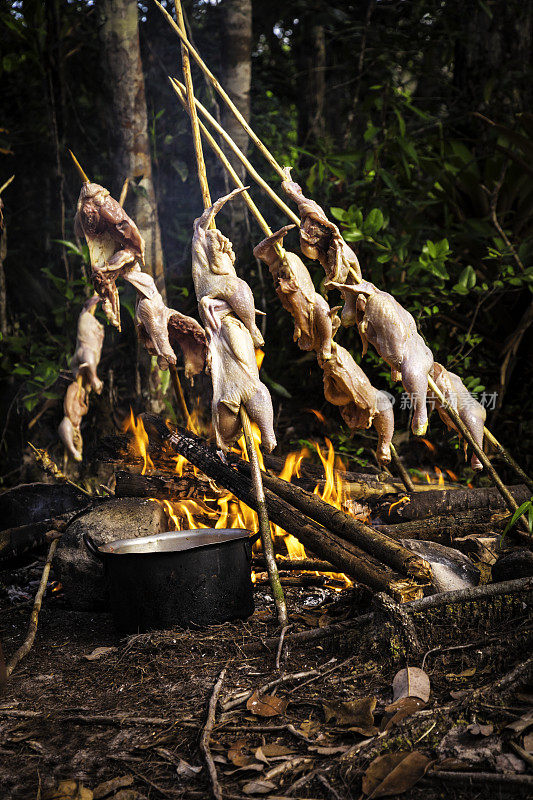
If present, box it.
[501,498,533,545]
[364,208,384,235]
[457,265,477,290]
[330,207,347,222]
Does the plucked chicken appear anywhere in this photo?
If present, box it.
[58,381,89,462]
[338,279,434,436]
[192,188,264,348]
[281,167,362,326]
[192,192,276,452]
[430,362,486,470]
[75,182,145,331]
[71,294,104,394]
[318,342,394,464]
[253,225,335,360]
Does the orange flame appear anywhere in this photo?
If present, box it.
[124,409,153,475]
[304,408,326,424]
[255,349,265,370]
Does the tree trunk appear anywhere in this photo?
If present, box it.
[99,0,165,298]
[220,0,252,258]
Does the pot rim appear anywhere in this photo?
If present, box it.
[97,528,253,556]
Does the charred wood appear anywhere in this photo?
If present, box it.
[252,557,336,572]
[375,509,508,544]
[235,462,432,582]
[142,415,425,601]
[114,469,217,500]
[375,485,530,522]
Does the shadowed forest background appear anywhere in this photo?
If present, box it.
[1,0,533,486]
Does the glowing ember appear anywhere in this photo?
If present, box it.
[255,348,265,370]
[124,409,154,475]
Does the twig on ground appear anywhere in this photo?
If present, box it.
[463,652,533,705]
[428,770,533,788]
[221,667,327,712]
[6,538,59,678]
[509,740,533,769]
[373,591,422,656]
[317,773,343,800]
[275,625,292,671]
[201,666,227,800]
[247,615,375,653]
[421,635,502,671]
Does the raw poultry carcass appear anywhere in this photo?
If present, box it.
[281,167,362,327]
[253,225,336,360]
[129,266,206,378]
[338,279,434,437]
[201,299,276,453]
[58,381,89,462]
[71,294,104,394]
[75,182,145,331]
[430,363,486,471]
[192,188,264,348]
[318,343,394,464]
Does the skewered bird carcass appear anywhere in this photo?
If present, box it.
[192,192,276,452]
[281,168,362,327]
[338,279,434,436]
[318,342,394,464]
[58,381,89,462]
[192,188,264,348]
[253,225,335,360]
[430,362,486,470]
[75,182,145,331]
[129,267,206,379]
[71,294,104,394]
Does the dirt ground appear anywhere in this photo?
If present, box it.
[1,560,532,800]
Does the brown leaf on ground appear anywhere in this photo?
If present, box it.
[44,781,93,800]
[112,792,144,800]
[308,744,350,755]
[362,751,432,798]
[228,739,252,767]
[392,667,430,703]
[299,720,321,738]
[467,722,494,737]
[523,732,533,753]
[93,775,133,799]
[255,743,294,763]
[323,696,377,734]
[382,697,426,730]
[246,691,288,717]
[446,666,476,679]
[242,778,277,795]
[176,758,202,778]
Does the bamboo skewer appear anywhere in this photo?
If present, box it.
[483,427,533,493]
[173,0,287,626]
[170,79,300,226]
[154,0,286,180]
[427,375,530,532]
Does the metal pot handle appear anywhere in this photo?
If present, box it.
[83,533,104,561]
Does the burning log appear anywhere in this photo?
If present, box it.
[234,462,432,582]
[114,469,217,500]
[252,557,336,572]
[142,416,425,601]
[376,485,531,522]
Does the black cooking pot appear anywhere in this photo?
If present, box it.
[83,528,259,633]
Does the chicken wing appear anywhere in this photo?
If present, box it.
[281,167,362,326]
[430,363,486,470]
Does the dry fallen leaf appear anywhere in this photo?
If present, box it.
[308,745,350,755]
[392,667,430,703]
[44,781,93,800]
[228,739,252,767]
[323,696,377,734]
[299,720,321,738]
[112,792,143,800]
[254,743,293,763]
[382,697,426,730]
[176,758,202,778]
[445,666,476,679]
[93,775,133,799]
[467,723,493,737]
[242,778,277,795]
[83,647,117,662]
[524,732,533,753]
[362,751,432,798]
[246,691,288,717]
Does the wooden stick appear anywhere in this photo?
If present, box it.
[390,443,416,493]
[118,177,130,208]
[6,538,59,678]
[68,150,89,183]
[240,408,288,626]
[252,557,336,572]
[200,666,226,800]
[170,78,300,225]
[0,175,15,196]
[428,375,530,532]
[154,0,286,179]
[173,1,286,625]
[483,426,533,493]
